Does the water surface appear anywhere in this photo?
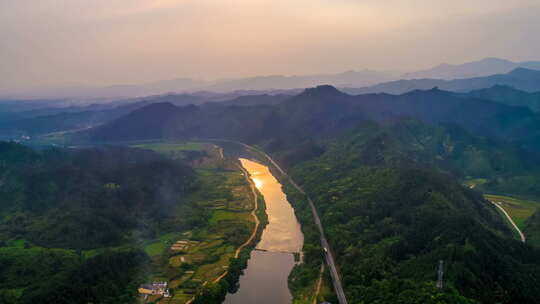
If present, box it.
[224,158,304,304]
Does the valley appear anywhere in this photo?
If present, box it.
[0,141,269,304]
[224,158,303,304]
[119,141,334,304]
[4,62,540,304]
[5,2,540,304]
[6,83,540,303]
[136,145,260,304]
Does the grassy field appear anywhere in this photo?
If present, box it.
[484,194,539,230]
[132,142,205,153]
[132,142,208,161]
[209,210,253,225]
[463,178,488,189]
[144,233,183,257]
[7,239,26,248]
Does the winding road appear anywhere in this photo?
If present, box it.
[491,201,526,243]
[203,138,349,304]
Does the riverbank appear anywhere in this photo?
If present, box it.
[210,163,262,284]
[126,142,267,304]
[223,158,304,304]
[192,139,335,303]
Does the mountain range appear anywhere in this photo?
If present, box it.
[0,70,393,99]
[6,78,540,148]
[4,58,540,99]
[403,57,540,80]
[345,68,540,95]
[5,60,540,304]
[85,85,540,152]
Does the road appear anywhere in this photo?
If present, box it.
[491,201,526,243]
[290,182,348,304]
[201,138,349,304]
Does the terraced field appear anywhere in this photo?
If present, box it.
[134,142,260,304]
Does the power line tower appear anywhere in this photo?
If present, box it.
[436,260,444,289]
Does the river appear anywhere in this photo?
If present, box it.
[224,158,304,304]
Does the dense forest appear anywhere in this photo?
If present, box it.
[282,123,540,303]
[274,119,540,199]
[0,142,202,303]
[0,142,199,249]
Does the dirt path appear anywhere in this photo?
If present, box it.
[312,264,325,304]
[185,161,261,304]
[212,163,261,284]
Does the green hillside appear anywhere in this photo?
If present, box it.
[283,123,540,304]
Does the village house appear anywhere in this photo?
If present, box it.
[138,281,171,297]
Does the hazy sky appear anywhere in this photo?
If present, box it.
[1,0,540,90]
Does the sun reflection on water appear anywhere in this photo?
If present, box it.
[253,178,263,189]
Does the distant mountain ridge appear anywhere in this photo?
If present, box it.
[5,57,540,99]
[345,68,540,95]
[2,70,394,99]
[200,70,394,92]
[0,92,293,137]
[86,85,540,151]
[403,57,540,80]
[9,81,540,146]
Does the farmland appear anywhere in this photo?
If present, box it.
[134,142,262,304]
[484,194,539,230]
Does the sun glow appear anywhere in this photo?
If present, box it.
[253,178,263,190]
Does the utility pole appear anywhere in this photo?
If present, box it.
[436,260,444,289]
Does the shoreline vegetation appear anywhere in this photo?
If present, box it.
[131,142,269,304]
[243,145,336,303]
[200,140,336,304]
[0,141,271,304]
[190,161,268,304]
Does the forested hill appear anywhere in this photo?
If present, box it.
[86,85,540,151]
[277,120,539,177]
[275,118,540,205]
[0,142,197,249]
[286,124,540,303]
[0,142,201,303]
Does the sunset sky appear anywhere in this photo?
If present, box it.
[2,0,540,90]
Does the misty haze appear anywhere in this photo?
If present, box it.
[1,1,540,304]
